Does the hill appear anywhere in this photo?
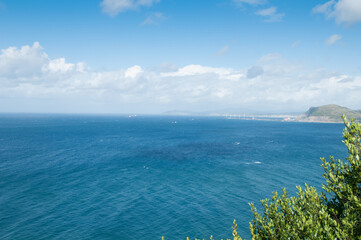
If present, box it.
[297,104,361,123]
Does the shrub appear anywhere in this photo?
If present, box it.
[163,116,361,240]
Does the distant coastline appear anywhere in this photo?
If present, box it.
[164,104,361,124]
[225,116,343,124]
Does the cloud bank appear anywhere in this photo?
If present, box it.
[1,42,361,114]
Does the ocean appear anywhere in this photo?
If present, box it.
[0,114,346,239]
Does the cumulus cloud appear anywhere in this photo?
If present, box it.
[0,42,47,79]
[256,6,285,22]
[100,0,161,16]
[313,0,361,25]
[326,34,342,45]
[125,65,143,78]
[1,42,361,113]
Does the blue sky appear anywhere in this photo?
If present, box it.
[1,0,361,114]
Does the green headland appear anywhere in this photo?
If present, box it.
[296,104,361,123]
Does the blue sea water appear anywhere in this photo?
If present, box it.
[0,114,347,239]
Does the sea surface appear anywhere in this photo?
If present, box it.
[0,114,347,239]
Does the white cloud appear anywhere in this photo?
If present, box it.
[42,58,85,74]
[232,0,266,6]
[160,65,233,77]
[313,0,336,15]
[313,0,361,25]
[216,46,229,56]
[326,34,342,45]
[1,42,361,114]
[0,42,47,79]
[141,12,166,25]
[100,0,160,16]
[125,65,143,78]
[256,6,285,22]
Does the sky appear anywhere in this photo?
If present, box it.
[0,0,361,114]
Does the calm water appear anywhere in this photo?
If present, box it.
[0,114,346,239]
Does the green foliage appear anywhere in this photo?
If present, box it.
[162,116,361,239]
[248,115,361,239]
[321,116,361,238]
[248,185,342,239]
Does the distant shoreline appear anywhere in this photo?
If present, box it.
[225,116,343,124]
[0,112,347,124]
